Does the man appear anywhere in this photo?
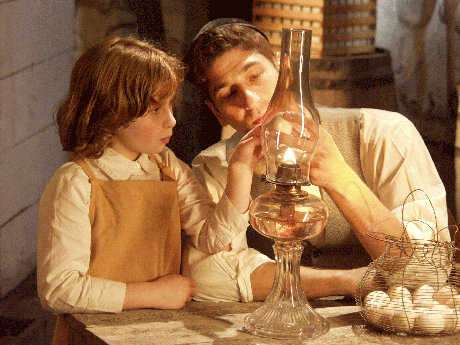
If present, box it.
[182,18,449,302]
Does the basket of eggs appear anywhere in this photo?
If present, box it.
[356,228,460,335]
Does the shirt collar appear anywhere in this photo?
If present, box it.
[94,148,158,180]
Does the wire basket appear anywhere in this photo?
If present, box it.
[355,191,460,335]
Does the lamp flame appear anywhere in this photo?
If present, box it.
[284,147,297,164]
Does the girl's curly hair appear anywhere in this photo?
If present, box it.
[57,37,184,158]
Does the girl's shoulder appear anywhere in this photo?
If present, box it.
[51,161,90,182]
[40,161,92,209]
[45,161,91,194]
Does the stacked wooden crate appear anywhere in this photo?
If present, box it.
[252,0,377,57]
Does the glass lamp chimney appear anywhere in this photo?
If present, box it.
[261,29,320,185]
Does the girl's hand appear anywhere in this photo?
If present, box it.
[148,275,197,309]
[123,274,197,310]
[225,125,264,214]
[229,125,264,173]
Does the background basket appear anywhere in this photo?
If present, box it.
[356,233,460,335]
[252,0,377,57]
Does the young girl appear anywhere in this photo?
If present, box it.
[37,37,262,341]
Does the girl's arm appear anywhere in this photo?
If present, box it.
[122,275,196,310]
[173,128,263,255]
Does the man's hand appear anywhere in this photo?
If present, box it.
[308,126,353,190]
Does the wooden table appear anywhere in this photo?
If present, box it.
[65,297,460,344]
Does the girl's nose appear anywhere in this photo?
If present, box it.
[165,106,176,128]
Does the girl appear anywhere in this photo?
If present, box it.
[37,37,261,342]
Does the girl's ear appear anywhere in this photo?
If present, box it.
[205,99,228,127]
[274,52,281,70]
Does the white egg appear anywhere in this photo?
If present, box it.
[387,297,413,312]
[432,303,451,313]
[413,285,435,300]
[387,285,412,301]
[412,308,427,331]
[378,305,396,329]
[433,284,458,305]
[412,307,427,319]
[413,297,439,309]
[364,291,390,326]
[432,304,460,332]
[391,309,415,332]
[416,309,445,333]
[364,297,389,325]
[364,290,391,306]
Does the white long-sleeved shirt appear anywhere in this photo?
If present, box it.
[37,148,249,314]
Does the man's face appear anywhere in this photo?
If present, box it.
[204,48,279,134]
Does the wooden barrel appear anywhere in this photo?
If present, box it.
[309,48,399,112]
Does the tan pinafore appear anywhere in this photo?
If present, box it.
[52,157,181,344]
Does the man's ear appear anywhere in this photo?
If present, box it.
[205,99,228,127]
[274,52,281,70]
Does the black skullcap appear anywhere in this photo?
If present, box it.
[191,18,269,44]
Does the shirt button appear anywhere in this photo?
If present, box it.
[134,162,141,169]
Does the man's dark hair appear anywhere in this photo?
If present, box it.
[185,18,275,99]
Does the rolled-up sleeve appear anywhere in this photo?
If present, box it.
[360,109,449,243]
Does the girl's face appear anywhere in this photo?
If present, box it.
[111,95,176,160]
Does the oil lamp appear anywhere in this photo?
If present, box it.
[244,29,330,339]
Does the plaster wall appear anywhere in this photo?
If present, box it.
[0,0,74,296]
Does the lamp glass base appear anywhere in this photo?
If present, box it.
[244,241,329,339]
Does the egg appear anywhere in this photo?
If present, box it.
[415,256,450,286]
[362,291,398,328]
[433,284,458,305]
[364,290,391,306]
[364,297,389,325]
[412,308,428,331]
[412,307,427,318]
[387,297,413,312]
[413,297,439,309]
[387,285,412,301]
[416,309,445,334]
[432,304,460,332]
[413,285,435,300]
[378,305,396,328]
[391,309,415,332]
